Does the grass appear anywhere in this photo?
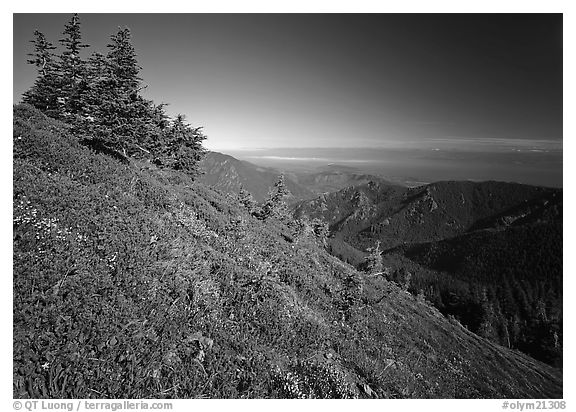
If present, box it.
[13,104,562,398]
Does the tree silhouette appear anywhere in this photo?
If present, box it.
[22,31,60,117]
[22,15,206,178]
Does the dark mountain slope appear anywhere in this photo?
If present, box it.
[13,105,561,398]
[199,151,315,202]
[295,180,560,252]
[387,218,563,366]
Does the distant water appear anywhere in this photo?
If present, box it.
[226,147,562,188]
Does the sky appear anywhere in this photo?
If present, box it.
[13,13,562,153]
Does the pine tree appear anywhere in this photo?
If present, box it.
[260,175,291,220]
[155,114,206,175]
[311,218,329,245]
[80,27,165,158]
[293,216,313,241]
[100,27,154,156]
[478,287,496,340]
[238,186,257,213]
[536,299,548,322]
[22,31,60,117]
[107,28,141,94]
[402,270,412,291]
[58,14,90,119]
[80,52,113,137]
[21,14,206,179]
[364,240,383,275]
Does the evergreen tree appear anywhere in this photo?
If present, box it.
[80,28,165,158]
[402,270,412,291]
[98,27,156,156]
[536,299,548,322]
[364,240,383,275]
[238,186,257,214]
[311,218,329,245]
[58,14,90,119]
[478,287,497,340]
[22,31,60,117]
[260,175,291,220]
[107,28,141,94]
[294,216,314,241]
[21,14,207,180]
[79,52,113,137]
[155,114,206,175]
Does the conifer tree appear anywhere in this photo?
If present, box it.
[22,31,60,117]
[311,218,329,245]
[364,240,383,275]
[238,186,257,213]
[101,27,152,155]
[261,175,291,220]
[81,28,164,157]
[478,287,497,340]
[81,52,113,133]
[155,114,206,175]
[107,28,141,94]
[58,14,90,118]
[22,14,206,180]
[402,270,412,291]
[293,216,313,241]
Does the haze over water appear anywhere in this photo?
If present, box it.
[227,145,562,188]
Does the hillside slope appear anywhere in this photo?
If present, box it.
[13,105,562,398]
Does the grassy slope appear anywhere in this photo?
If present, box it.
[13,105,562,399]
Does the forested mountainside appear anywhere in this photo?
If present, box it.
[294,180,560,252]
[294,180,562,367]
[13,104,562,398]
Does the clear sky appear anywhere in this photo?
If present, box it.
[13,13,562,152]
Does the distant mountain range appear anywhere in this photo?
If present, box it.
[199,151,396,202]
[286,164,399,195]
